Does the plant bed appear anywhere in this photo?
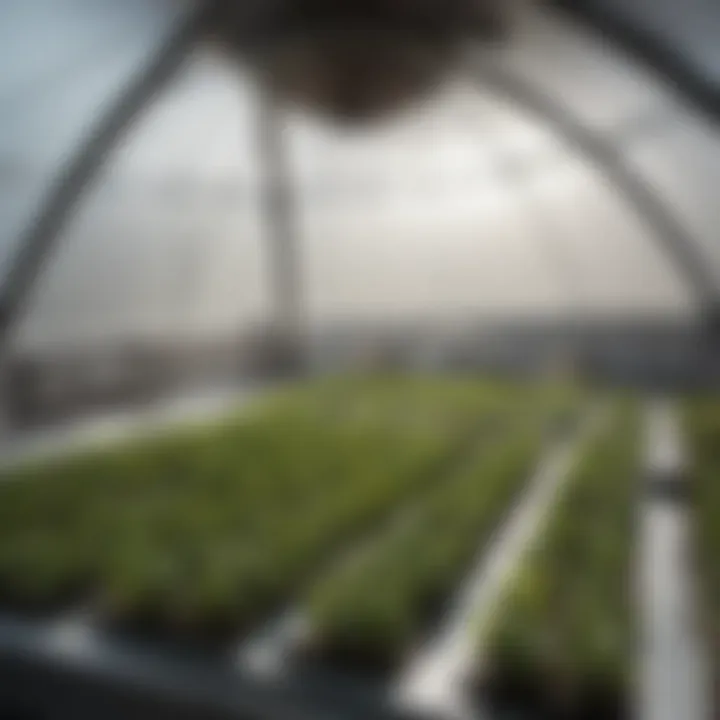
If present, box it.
[304,421,545,676]
[683,397,720,710]
[0,375,545,648]
[478,404,639,720]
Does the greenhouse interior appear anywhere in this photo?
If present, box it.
[0,0,719,719]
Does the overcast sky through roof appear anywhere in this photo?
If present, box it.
[2,0,714,353]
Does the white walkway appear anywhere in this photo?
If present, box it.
[638,400,710,720]
[393,408,605,719]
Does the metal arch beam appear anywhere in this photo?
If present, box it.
[555,0,720,125]
[3,8,715,359]
[467,56,720,323]
[0,3,215,358]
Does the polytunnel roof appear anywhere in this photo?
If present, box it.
[2,0,720,354]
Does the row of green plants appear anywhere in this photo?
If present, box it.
[683,397,720,706]
[0,375,536,642]
[480,404,639,718]
[305,420,545,674]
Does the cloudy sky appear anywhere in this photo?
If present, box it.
[1,0,709,352]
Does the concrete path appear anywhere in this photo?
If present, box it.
[638,400,710,720]
[393,407,605,719]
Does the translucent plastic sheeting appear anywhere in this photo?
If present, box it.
[0,0,197,298]
[14,48,268,351]
[2,1,712,355]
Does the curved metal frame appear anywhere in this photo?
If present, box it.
[0,4,212,358]
[469,57,718,318]
[0,10,716,368]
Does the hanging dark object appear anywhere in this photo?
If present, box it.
[201,0,525,378]
[210,0,520,121]
[258,25,455,121]
[211,0,518,44]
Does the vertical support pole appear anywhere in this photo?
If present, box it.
[256,79,304,374]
